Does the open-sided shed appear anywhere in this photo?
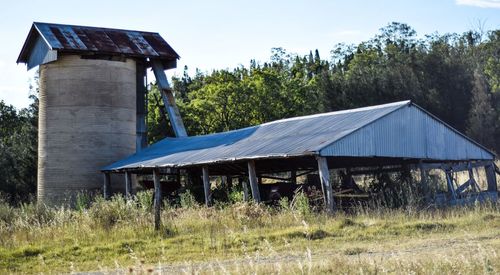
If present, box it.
[102,101,498,220]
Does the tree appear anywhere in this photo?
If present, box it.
[466,71,496,149]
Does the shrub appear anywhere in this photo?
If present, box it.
[89,195,134,229]
[228,186,244,203]
[0,199,14,226]
[278,197,290,211]
[291,191,311,216]
[179,190,198,209]
[75,191,93,212]
[135,190,153,212]
[18,202,56,227]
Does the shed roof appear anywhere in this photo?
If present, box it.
[103,101,495,172]
[17,22,179,70]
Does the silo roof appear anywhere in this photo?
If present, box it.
[17,22,179,67]
[102,101,495,172]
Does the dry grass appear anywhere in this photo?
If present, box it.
[0,193,499,274]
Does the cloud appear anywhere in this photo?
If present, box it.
[456,0,500,8]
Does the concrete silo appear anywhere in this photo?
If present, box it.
[17,22,180,205]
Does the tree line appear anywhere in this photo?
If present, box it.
[1,22,499,202]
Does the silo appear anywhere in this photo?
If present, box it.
[37,55,136,204]
[17,22,180,205]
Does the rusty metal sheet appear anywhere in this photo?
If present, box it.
[18,22,179,64]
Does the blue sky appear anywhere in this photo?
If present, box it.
[1,0,500,108]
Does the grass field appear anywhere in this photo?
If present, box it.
[0,193,499,274]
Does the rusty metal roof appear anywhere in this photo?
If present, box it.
[17,22,179,68]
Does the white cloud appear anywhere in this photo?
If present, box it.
[456,0,500,8]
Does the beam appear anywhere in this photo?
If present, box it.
[124,171,132,198]
[247,160,261,202]
[317,156,335,212]
[103,172,111,199]
[151,60,187,137]
[153,169,162,231]
[420,160,492,171]
[202,166,211,206]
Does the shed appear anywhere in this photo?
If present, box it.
[102,101,498,212]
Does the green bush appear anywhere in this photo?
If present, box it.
[291,191,311,216]
[278,197,290,211]
[75,191,93,212]
[228,186,244,203]
[0,200,14,226]
[135,190,153,212]
[179,190,198,209]
[89,195,135,229]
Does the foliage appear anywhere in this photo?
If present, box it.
[179,189,198,209]
[0,93,37,203]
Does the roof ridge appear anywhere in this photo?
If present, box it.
[33,22,161,35]
[260,100,411,127]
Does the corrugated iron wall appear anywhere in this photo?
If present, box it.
[320,105,493,160]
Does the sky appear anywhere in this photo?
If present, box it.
[1,0,499,109]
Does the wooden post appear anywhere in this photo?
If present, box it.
[485,162,498,192]
[124,171,132,198]
[419,162,429,202]
[202,166,211,206]
[247,160,261,202]
[445,169,457,200]
[239,177,249,201]
[153,169,162,231]
[103,172,111,199]
[151,60,187,137]
[317,156,335,212]
[290,170,297,184]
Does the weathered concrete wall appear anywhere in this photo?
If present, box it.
[38,55,136,205]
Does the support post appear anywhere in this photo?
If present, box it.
[485,162,498,193]
[445,169,457,200]
[202,166,211,206]
[125,171,132,198]
[419,162,429,202]
[239,177,249,202]
[290,170,297,184]
[151,60,187,137]
[247,160,261,202]
[103,172,111,199]
[153,169,162,231]
[467,162,481,192]
[317,156,335,212]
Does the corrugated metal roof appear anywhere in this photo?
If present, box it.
[102,101,495,172]
[17,22,179,69]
